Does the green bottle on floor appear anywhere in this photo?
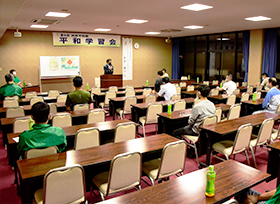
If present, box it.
[205,165,216,197]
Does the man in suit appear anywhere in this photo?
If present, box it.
[103,59,114,74]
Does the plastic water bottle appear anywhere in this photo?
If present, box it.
[253,92,256,101]
[29,118,35,130]
[86,83,89,91]
[197,77,199,83]
[220,82,223,88]
[188,75,190,80]
[167,102,172,115]
[23,80,26,87]
[205,165,216,197]
[146,80,149,86]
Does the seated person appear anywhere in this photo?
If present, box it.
[0,74,22,100]
[253,77,280,114]
[162,68,169,78]
[172,84,215,139]
[66,76,93,111]
[218,73,237,95]
[10,69,21,86]
[154,70,164,93]
[157,77,177,100]
[260,72,270,90]
[17,102,67,158]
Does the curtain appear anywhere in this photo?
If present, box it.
[243,31,250,82]
[262,28,278,77]
[171,38,180,80]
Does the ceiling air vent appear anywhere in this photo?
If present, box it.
[160,29,181,33]
[31,19,61,25]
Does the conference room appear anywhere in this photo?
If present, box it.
[1,0,280,203]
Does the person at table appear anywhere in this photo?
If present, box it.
[17,102,67,158]
[153,70,164,93]
[172,84,215,138]
[103,58,114,74]
[0,74,22,100]
[162,68,169,78]
[258,72,270,90]
[218,73,237,95]
[65,76,93,111]
[10,69,21,86]
[156,77,177,100]
[253,77,280,114]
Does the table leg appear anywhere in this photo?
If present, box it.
[109,100,115,119]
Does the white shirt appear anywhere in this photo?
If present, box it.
[222,80,237,95]
[158,82,177,100]
[163,73,169,78]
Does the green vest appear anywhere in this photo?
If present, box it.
[14,76,20,84]
[0,83,22,99]
[65,90,92,110]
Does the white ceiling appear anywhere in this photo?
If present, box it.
[1,0,280,39]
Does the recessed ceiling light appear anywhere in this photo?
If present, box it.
[30,25,49,28]
[125,19,148,24]
[94,28,111,32]
[245,16,271,21]
[217,38,230,41]
[181,3,213,11]
[45,12,71,18]
[184,25,204,29]
[145,32,160,35]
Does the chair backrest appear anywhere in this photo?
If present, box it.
[228,104,241,120]
[276,104,280,114]
[87,109,106,124]
[209,89,219,96]
[73,104,90,111]
[125,86,134,91]
[173,100,186,111]
[255,91,261,100]
[3,99,19,107]
[235,82,240,87]
[43,165,86,204]
[242,82,247,87]
[215,108,222,122]
[74,127,100,150]
[186,85,194,91]
[203,115,218,125]
[125,90,135,97]
[48,90,60,98]
[30,96,44,106]
[114,122,136,143]
[146,103,163,124]
[13,116,31,133]
[107,152,141,196]
[52,113,72,127]
[171,94,181,100]
[5,95,19,100]
[193,98,201,107]
[48,103,57,114]
[176,86,181,94]
[25,92,37,99]
[180,82,187,88]
[233,89,240,95]
[246,86,254,94]
[91,87,101,94]
[212,80,219,85]
[253,118,274,147]
[231,124,253,155]
[226,94,236,106]
[104,91,117,105]
[57,94,67,103]
[142,88,152,96]
[25,146,58,159]
[6,106,25,118]
[256,85,263,91]
[157,140,187,180]
[145,94,156,103]
[240,92,250,102]
[203,81,209,85]
[174,83,179,87]
[123,96,137,113]
[108,86,118,92]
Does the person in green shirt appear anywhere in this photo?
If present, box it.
[17,102,67,158]
[0,74,23,100]
[10,69,21,86]
[65,76,93,111]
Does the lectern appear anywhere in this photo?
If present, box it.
[100,74,123,88]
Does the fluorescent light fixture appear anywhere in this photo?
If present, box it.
[145,32,160,35]
[217,38,230,41]
[184,25,204,29]
[45,12,71,18]
[125,19,148,24]
[30,25,49,28]
[245,16,271,21]
[94,28,111,32]
[181,3,213,11]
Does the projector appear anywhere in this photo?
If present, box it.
[14,32,22,38]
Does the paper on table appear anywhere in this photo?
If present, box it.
[12,137,19,143]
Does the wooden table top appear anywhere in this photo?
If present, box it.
[131,98,195,109]
[242,99,264,105]
[8,119,133,144]
[201,112,280,135]
[94,89,143,96]
[182,90,198,94]
[109,95,145,102]
[17,133,178,180]
[99,160,270,204]
[268,141,280,151]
